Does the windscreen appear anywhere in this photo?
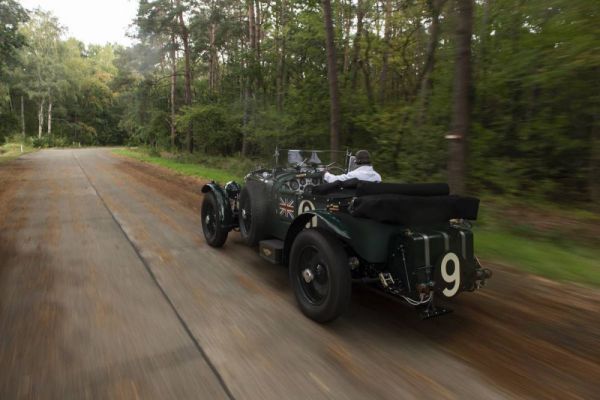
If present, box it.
[278,149,347,169]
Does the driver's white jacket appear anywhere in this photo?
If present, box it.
[324,165,382,183]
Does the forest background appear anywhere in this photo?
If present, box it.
[1,0,599,283]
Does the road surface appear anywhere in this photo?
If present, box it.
[1,149,598,399]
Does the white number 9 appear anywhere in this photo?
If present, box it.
[440,252,461,297]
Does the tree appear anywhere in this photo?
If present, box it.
[415,0,447,123]
[136,0,180,149]
[0,0,28,140]
[379,0,392,104]
[447,0,473,194]
[0,0,582,205]
[175,0,194,152]
[19,9,63,139]
[0,0,28,76]
[321,0,341,160]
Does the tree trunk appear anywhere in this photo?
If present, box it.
[38,98,45,139]
[361,31,374,105]
[248,0,256,52]
[177,0,193,153]
[47,97,52,136]
[477,0,491,124]
[254,0,264,96]
[242,85,250,157]
[255,0,262,60]
[170,32,177,150]
[447,0,473,195]
[342,0,352,74]
[379,0,392,104]
[242,0,257,156]
[350,0,365,90]
[247,0,263,94]
[416,0,446,123]
[322,0,342,160]
[21,95,25,137]
[209,23,217,92]
[276,0,287,111]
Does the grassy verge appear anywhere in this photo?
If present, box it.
[113,147,246,183]
[0,142,35,163]
[475,229,600,286]
[473,196,600,286]
[114,147,599,287]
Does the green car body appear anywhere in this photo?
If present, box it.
[201,150,491,321]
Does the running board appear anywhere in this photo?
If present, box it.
[259,239,284,264]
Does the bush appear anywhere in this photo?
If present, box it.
[176,104,241,155]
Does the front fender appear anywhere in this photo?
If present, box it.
[283,211,351,264]
[201,182,236,230]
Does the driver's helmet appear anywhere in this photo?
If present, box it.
[355,150,371,165]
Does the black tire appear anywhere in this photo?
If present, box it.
[289,229,351,323]
[201,191,229,247]
[238,181,268,246]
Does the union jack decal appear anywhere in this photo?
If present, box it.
[278,197,295,219]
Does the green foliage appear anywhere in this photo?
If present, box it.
[0,0,28,77]
[176,104,241,155]
[476,229,600,287]
[0,139,35,163]
[0,0,597,208]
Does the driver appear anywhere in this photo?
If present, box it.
[324,150,382,183]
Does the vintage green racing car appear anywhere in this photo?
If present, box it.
[200,149,492,322]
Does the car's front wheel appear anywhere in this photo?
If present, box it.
[201,191,229,247]
[289,229,351,323]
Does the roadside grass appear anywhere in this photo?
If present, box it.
[475,229,600,286]
[113,147,245,183]
[114,146,600,287]
[473,194,600,286]
[0,142,35,163]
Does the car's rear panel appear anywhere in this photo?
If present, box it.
[388,226,478,295]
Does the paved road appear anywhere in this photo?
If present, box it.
[1,149,598,399]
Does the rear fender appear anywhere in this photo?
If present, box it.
[283,211,351,264]
[201,182,236,229]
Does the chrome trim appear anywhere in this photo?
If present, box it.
[459,230,467,259]
[422,233,431,267]
[398,245,412,292]
[438,231,450,252]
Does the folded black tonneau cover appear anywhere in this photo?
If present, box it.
[356,182,450,197]
[350,194,479,225]
[313,180,449,196]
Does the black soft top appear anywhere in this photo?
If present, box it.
[312,180,478,224]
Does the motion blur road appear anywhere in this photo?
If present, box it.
[1,149,599,399]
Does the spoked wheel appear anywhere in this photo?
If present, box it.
[201,192,228,247]
[238,181,267,246]
[290,229,351,323]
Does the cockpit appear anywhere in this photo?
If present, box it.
[276,149,352,194]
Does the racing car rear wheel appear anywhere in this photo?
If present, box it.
[239,181,268,246]
[201,191,229,247]
[289,229,351,323]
